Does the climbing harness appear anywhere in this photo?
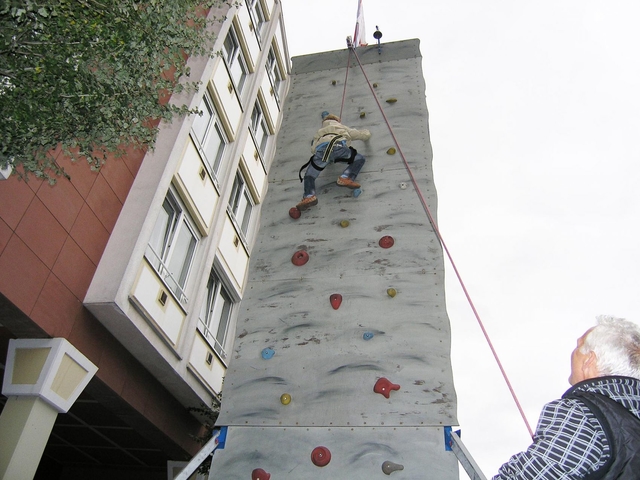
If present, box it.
[297,134,356,182]
[342,40,534,438]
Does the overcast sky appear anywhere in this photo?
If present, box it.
[282,0,640,476]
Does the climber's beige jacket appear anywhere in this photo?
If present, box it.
[310,118,371,154]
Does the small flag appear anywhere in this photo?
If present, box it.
[353,0,367,46]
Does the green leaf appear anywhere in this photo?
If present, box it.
[0,0,224,182]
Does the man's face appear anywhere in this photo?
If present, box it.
[569,328,595,385]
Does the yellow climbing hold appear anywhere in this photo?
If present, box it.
[387,288,397,298]
[340,220,350,228]
[373,83,378,88]
[386,98,397,103]
[387,147,396,155]
[359,111,366,118]
[280,393,292,405]
[331,80,337,85]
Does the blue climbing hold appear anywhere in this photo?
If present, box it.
[321,111,330,119]
[353,188,362,198]
[363,332,374,341]
[261,348,275,360]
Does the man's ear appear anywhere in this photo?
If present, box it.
[583,351,600,379]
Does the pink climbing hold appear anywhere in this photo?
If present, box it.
[374,377,401,399]
[330,293,342,310]
[289,207,301,219]
[252,468,271,480]
[379,235,395,248]
[291,250,309,266]
[311,446,332,467]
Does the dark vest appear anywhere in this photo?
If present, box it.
[566,391,640,480]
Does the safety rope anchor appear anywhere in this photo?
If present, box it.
[346,36,354,49]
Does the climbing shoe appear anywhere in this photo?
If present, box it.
[337,176,360,189]
[296,195,318,211]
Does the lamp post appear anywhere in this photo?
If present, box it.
[0,338,98,480]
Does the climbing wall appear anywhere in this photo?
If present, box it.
[212,39,459,479]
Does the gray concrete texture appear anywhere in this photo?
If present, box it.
[212,39,459,479]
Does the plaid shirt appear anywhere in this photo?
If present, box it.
[493,376,640,479]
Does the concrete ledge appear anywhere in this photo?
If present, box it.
[292,38,421,74]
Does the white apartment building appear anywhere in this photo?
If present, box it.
[86,0,290,413]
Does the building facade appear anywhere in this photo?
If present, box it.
[0,1,290,478]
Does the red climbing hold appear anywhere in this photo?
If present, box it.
[374,377,401,399]
[289,207,301,219]
[330,293,342,310]
[291,250,309,266]
[311,446,332,467]
[379,235,395,248]
[252,468,271,480]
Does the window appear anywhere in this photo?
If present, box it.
[266,46,284,104]
[228,170,254,237]
[250,101,270,157]
[146,190,199,305]
[191,92,227,178]
[199,270,235,361]
[247,0,267,43]
[222,26,247,94]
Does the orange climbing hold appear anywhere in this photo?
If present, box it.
[289,207,301,219]
[311,446,332,467]
[252,468,271,480]
[330,293,342,310]
[291,250,309,266]
[379,235,394,248]
[374,377,401,399]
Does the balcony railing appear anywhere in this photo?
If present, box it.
[197,318,228,365]
[144,245,189,307]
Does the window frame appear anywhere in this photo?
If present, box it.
[190,90,228,185]
[249,100,270,159]
[227,169,255,246]
[222,25,248,95]
[145,189,200,307]
[198,269,236,364]
[265,46,285,105]
[246,0,267,44]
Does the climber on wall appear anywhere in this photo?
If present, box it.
[296,112,371,211]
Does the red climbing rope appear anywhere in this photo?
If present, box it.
[347,46,535,439]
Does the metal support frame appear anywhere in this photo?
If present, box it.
[175,427,227,480]
[444,427,487,480]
